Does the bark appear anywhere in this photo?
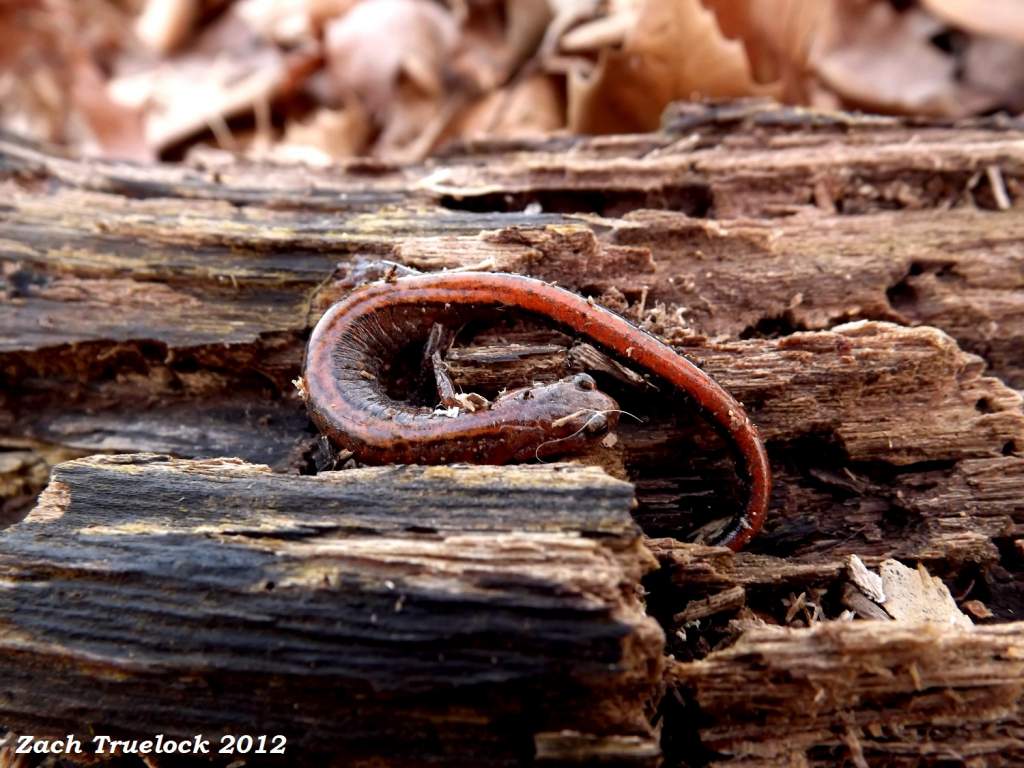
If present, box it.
[1,100,1023,765]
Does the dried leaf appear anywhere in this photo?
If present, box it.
[135,0,199,54]
[559,10,636,53]
[373,82,460,161]
[323,0,458,115]
[109,7,310,153]
[961,35,1024,113]
[275,104,372,162]
[70,56,152,161]
[567,0,773,134]
[921,0,1024,45]
[454,0,552,91]
[538,0,604,74]
[448,73,564,142]
[701,0,827,101]
[811,2,994,116]
[503,0,554,69]
[0,0,145,157]
[12,0,1024,163]
[236,0,357,46]
[0,2,68,143]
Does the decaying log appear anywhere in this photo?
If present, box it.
[0,454,663,766]
[2,101,1024,765]
[671,621,1024,766]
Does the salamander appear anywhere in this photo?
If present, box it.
[302,270,770,550]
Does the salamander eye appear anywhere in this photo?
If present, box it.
[573,373,597,391]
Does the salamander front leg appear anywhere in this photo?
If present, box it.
[424,323,490,413]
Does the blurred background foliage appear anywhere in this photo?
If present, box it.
[2,0,1023,163]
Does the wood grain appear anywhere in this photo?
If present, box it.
[0,455,663,766]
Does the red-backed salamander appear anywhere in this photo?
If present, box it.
[302,270,770,551]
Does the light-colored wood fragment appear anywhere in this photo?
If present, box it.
[844,557,973,626]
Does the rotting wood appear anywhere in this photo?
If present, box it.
[670,621,1024,766]
[0,454,663,766]
[671,585,745,624]
[1,101,1024,765]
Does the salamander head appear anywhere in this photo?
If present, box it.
[492,373,620,461]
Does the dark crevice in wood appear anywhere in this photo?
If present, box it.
[439,184,714,218]
[738,312,809,340]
